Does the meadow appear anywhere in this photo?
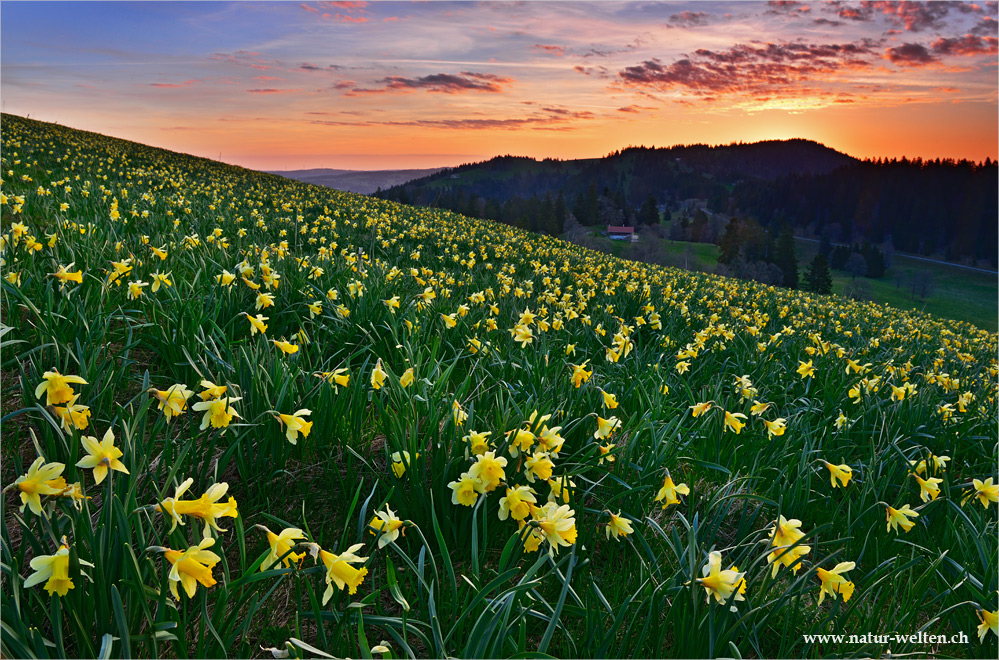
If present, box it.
[1,114,997,659]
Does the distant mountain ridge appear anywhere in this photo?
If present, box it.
[385,139,856,197]
[268,167,444,194]
[378,139,996,266]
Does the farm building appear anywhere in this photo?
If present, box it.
[606,225,638,242]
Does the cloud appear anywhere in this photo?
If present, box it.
[311,115,584,131]
[813,17,844,26]
[765,2,812,17]
[668,11,710,27]
[931,34,999,55]
[867,1,952,32]
[247,88,302,94]
[618,39,878,100]
[364,71,514,94]
[884,42,938,65]
[971,15,999,35]
[533,44,566,56]
[149,79,200,88]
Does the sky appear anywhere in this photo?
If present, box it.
[2,1,997,170]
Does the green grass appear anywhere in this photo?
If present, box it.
[610,227,996,332]
[795,239,998,333]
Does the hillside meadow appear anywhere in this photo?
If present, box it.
[1,114,997,659]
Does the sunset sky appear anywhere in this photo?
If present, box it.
[3,1,997,170]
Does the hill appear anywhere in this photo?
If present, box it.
[379,140,996,267]
[1,114,996,660]
[269,166,444,194]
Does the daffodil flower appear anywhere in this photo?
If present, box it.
[275,409,313,445]
[966,478,999,509]
[885,504,919,533]
[258,525,306,570]
[816,561,855,605]
[821,460,852,488]
[605,512,634,540]
[767,516,811,577]
[158,477,239,538]
[371,359,387,390]
[696,551,745,605]
[533,502,577,555]
[150,384,193,422]
[14,457,66,515]
[24,537,93,597]
[76,427,129,485]
[153,537,221,599]
[654,475,690,508]
[35,369,87,406]
[468,451,507,492]
[192,396,241,430]
[448,472,483,506]
[369,507,405,548]
[499,485,538,521]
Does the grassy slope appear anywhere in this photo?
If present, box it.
[607,229,997,332]
[2,115,997,660]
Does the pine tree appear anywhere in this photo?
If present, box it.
[805,253,833,294]
[638,195,660,225]
[775,226,799,289]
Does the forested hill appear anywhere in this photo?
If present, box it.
[377,140,997,267]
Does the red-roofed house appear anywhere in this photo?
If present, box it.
[606,225,637,241]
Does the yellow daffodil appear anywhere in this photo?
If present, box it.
[797,360,816,379]
[966,478,999,509]
[469,451,508,492]
[390,450,418,477]
[14,457,66,515]
[654,475,690,508]
[697,551,746,606]
[534,502,577,555]
[593,415,621,440]
[154,537,221,599]
[886,504,919,533]
[462,430,492,456]
[767,516,810,577]
[258,525,306,570]
[275,409,313,445]
[369,507,405,548]
[192,396,241,430]
[912,474,943,502]
[371,359,387,390]
[307,543,368,601]
[822,460,853,488]
[399,367,415,388]
[150,383,193,422]
[689,401,712,418]
[448,472,483,506]
[816,561,855,605]
[24,537,92,597]
[723,410,747,434]
[76,427,129,485]
[53,394,91,431]
[762,417,787,438]
[977,609,998,641]
[570,362,592,388]
[499,485,538,521]
[605,512,634,540]
[35,369,87,406]
[272,339,298,355]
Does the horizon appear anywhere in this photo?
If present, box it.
[2,1,997,170]
[7,113,994,173]
[3,112,999,174]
